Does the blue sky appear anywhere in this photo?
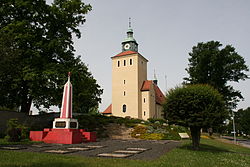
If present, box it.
[44,0,250,113]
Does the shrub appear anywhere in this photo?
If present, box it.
[148,118,167,124]
[5,118,28,142]
[131,125,147,138]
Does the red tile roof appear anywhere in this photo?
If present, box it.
[114,51,138,57]
[153,84,165,105]
[103,104,112,114]
[141,80,153,91]
[141,80,166,105]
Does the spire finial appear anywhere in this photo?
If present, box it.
[129,17,131,28]
[68,72,71,82]
[154,69,157,80]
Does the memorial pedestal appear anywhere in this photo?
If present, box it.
[30,128,96,144]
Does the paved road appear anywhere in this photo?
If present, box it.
[222,136,250,148]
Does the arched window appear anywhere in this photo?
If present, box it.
[130,59,132,65]
[122,104,126,113]
[124,60,126,66]
[118,61,120,67]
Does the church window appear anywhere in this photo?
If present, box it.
[122,104,126,113]
[144,98,146,103]
[118,61,120,67]
[124,60,126,66]
[124,80,126,84]
[124,91,126,96]
[144,111,146,116]
[130,59,132,65]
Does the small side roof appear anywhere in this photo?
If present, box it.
[141,80,166,105]
[103,104,112,114]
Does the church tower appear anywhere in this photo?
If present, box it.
[103,19,165,120]
[111,21,148,119]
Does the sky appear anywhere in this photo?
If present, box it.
[44,0,250,113]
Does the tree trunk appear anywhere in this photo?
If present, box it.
[20,83,32,113]
[20,96,32,113]
[190,126,201,150]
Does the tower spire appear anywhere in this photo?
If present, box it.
[153,69,158,85]
[154,69,157,80]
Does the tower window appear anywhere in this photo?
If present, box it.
[122,104,126,113]
[124,80,126,84]
[124,91,126,96]
[130,59,132,65]
[144,111,146,116]
[144,98,146,103]
[118,61,120,67]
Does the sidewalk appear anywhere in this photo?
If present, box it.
[219,136,250,149]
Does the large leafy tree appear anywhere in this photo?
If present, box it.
[228,108,250,136]
[164,84,227,150]
[184,41,249,109]
[0,0,102,113]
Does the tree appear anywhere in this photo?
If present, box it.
[0,0,102,113]
[231,108,250,135]
[184,41,249,109]
[164,84,227,150]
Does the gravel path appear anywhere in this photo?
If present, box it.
[0,139,181,160]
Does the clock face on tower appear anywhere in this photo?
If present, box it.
[124,43,131,50]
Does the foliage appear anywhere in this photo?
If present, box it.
[1,138,250,167]
[236,108,250,135]
[184,41,249,109]
[131,124,187,140]
[225,107,250,136]
[164,84,227,149]
[0,0,102,113]
[147,118,167,124]
[131,125,147,138]
[5,118,29,142]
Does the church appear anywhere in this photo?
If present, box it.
[103,24,165,120]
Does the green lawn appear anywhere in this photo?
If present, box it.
[0,138,250,167]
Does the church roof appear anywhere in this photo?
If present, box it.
[102,104,112,114]
[112,51,148,62]
[154,84,166,105]
[141,80,166,105]
[114,50,138,57]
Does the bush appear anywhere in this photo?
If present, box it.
[148,118,167,124]
[131,125,147,138]
[131,124,188,140]
[5,118,29,142]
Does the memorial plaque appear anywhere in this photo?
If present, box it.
[97,153,132,158]
[70,122,77,128]
[55,121,66,128]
